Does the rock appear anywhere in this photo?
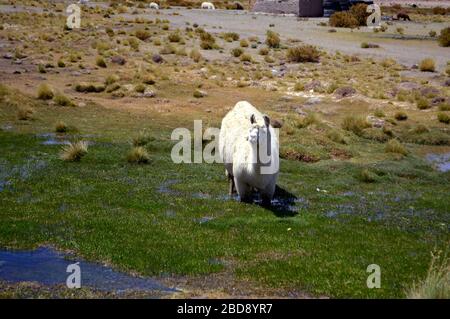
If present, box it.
[12,59,22,65]
[397,81,421,92]
[280,95,293,102]
[305,97,322,105]
[367,115,385,128]
[411,64,419,70]
[420,86,440,97]
[13,70,21,74]
[143,89,156,98]
[152,54,164,64]
[78,102,86,107]
[3,53,13,59]
[271,119,283,128]
[334,86,356,98]
[431,97,446,105]
[444,79,450,87]
[304,80,322,92]
[193,89,207,98]
[111,55,126,65]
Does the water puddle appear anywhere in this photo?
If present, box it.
[0,247,177,294]
[426,152,450,172]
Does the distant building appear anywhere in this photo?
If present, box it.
[252,0,323,17]
[252,0,373,17]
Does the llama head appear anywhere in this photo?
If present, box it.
[247,113,270,144]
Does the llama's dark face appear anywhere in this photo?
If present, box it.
[248,114,270,145]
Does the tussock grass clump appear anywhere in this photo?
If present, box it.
[359,169,377,183]
[286,45,320,63]
[407,252,449,299]
[240,53,252,62]
[135,29,151,41]
[341,116,371,135]
[258,47,269,55]
[437,112,450,124]
[53,93,74,107]
[327,129,348,144]
[231,47,244,57]
[329,11,358,28]
[105,74,120,85]
[412,124,430,134]
[419,58,436,72]
[240,39,249,47]
[168,31,181,42]
[55,121,68,133]
[265,30,280,48]
[37,83,54,100]
[75,83,105,93]
[132,131,154,146]
[223,32,239,42]
[438,27,450,47]
[394,111,408,121]
[349,3,370,26]
[189,49,202,62]
[439,103,450,111]
[374,109,385,118]
[60,141,88,162]
[127,146,150,164]
[296,113,320,128]
[17,107,33,121]
[96,56,107,68]
[417,98,431,110]
[385,139,407,155]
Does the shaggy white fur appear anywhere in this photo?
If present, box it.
[201,2,215,10]
[149,2,159,9]
[219,101,279,204]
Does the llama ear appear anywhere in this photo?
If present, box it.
[250,114,256,124]
[263,114,270,127]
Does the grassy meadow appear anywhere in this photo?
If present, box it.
[0,0,449,298]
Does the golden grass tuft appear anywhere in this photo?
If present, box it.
[37,83,54,100]
[419,58,436,72]
[60,141,88,162]
[385,139,407,155]
[127,146,150,164]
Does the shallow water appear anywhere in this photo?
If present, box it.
[426,152,450,172]
[0,247,176,293]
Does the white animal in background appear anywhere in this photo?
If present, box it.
[149,2,159,10]
[219,101,279,205]
[201,2,215,10]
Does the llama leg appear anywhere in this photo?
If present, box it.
[234,178,252,203]
[261,183,276,207]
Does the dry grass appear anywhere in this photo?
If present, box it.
[341,116,371,135]
[17,107,33,121]
[265,30,280,48]
[286,45,320,63]
[60,141,88,162]
[407,252,449,299]
[419,58,436,72]
[37,83,54,100]
[385,139,407,155]
[127,146,150,164]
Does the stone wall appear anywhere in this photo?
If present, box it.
[252,0,324,17]
[252,0,299,16]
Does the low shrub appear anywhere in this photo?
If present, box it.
[127,146,150,164]
[385,139,407,155]
[37,83,54,100]
[286,45,320,63]
[265,30,280,48]
[60,141,88,162]
[329,11,359,28]
[438,27,450,47]
[437,112,450,124]
[419,58,436,72]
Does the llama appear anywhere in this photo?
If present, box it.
[149,2,159,10]
[201,2,215,10]
[397,12,411,21]
[219,101,279,205]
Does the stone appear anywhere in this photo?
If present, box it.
[304,80,322,91]
[152,54,164,64]
[3,53,13,59]
[143,89,156,98]
[334,86,356,98]
[111,55,126,65]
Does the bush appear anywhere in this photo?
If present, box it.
[168,32,181,42]
[134,84,146,93]
[419,58,436,72]
[231,47,244,57]
[327,129,348,144]
[190,49,202,62]
[286,45,320,63]
[258,47,269,55]
[240,53,252,62]
[437,112,450,124]
[394,111,408,121]
[407,253,450,299]
[417,98,431,110]
[329,11,359,28]
[127,146,150,164]
[57,59,65,67]
[60,141,88,162]
[105,74,120,85]
[37,83,54,100]
[55,121,68,133]
[240,39,249,47]
[96,56,107,68]
[438,27,450,47]
[385,139,407,155]
[223,32,239,42]
[359,169,377,183]
[17,107,33,120]
[341,115,371,135]
[53,93,73,106]
[135,29,151,41]
[265,30,280,48]
[132,131,154,146]
[75,83,105,93]
[349,3,369,26]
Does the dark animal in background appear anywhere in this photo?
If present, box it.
[397,12,411,21]
[234,2,244,10]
